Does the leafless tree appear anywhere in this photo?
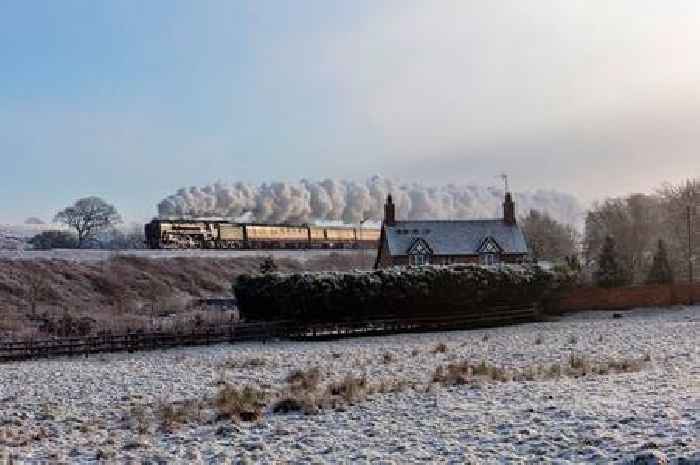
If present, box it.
[584,179,700,283]
[54,197,122,248]
[656,179,700,281]
[520,209,578,262]
[26,274,50,316]
[584,194,660,283]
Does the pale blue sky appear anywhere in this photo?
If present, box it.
[2,1,700,223]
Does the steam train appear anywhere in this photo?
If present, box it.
[144,219,381,250]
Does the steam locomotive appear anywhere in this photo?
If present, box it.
[144,219,381,250]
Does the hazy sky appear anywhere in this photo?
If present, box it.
[2,1,700,223]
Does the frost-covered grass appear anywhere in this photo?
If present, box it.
[0,306,697,464]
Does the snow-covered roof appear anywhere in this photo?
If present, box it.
[385,220,528,256]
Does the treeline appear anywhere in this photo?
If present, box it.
[29,226,145,250]
[519,178,698,286]
[27,196,145,250]
[584,179,699,285]
[234,265,564,323]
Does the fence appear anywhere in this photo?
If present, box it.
[0,304,538,363]
[0,322,277,363]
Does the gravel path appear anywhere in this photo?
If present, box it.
[0,306,698,464]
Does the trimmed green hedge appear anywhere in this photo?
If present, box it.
[233,265,564,323]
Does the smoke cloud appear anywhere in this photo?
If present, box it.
[157,177,583,226]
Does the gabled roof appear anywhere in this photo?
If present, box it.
[477,236,503,254]
[407,237,433,255]
[385,219,528,256]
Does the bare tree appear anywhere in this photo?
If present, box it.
[54,197,122,248]
[657,179,700,281]
[520,209,578,262]
[583,179,700,283]
[26,274,50,316]
[584,194,660,283]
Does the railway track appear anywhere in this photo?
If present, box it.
[0,248,376,262]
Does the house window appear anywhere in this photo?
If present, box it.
[411,254,430,266]
[480,253,498,266]
[407,238,432,266]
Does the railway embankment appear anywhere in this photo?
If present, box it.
[0,253,373,339]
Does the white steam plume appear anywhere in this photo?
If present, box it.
[157,176,583,226]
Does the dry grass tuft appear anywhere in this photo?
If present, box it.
[286,367,321,392]
[433,353,649,386]
[433,360,511,385]
[214,384,267,422]
[271,396,317,415]
[126,404,151,435]
[326,374,368,403]
[222,357,267,369]
[431,342,448,354]
[371,377,414,394]
[157,399,204,430]
[567,352,590,371]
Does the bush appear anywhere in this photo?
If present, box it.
[259,255,278,274]
[28,231,78,249]
[233,264,561,323]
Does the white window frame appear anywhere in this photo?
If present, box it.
[410,254,431,266]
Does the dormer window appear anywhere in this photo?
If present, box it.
[477,236,502,266]
[407,238,433,266]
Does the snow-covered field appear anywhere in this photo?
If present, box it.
[0,248,373,262]
[0,307,698,464]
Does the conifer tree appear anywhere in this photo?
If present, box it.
[594,235,628,288]
[646,239,673,284]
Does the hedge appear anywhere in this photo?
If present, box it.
[233,264,566,323]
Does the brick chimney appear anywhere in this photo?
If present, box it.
[503,192,516,225]
[384,194,396,226]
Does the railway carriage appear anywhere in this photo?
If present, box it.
[244,225,310,249]
[145,219,380,250]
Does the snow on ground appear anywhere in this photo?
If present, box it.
[0,307,698,464]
